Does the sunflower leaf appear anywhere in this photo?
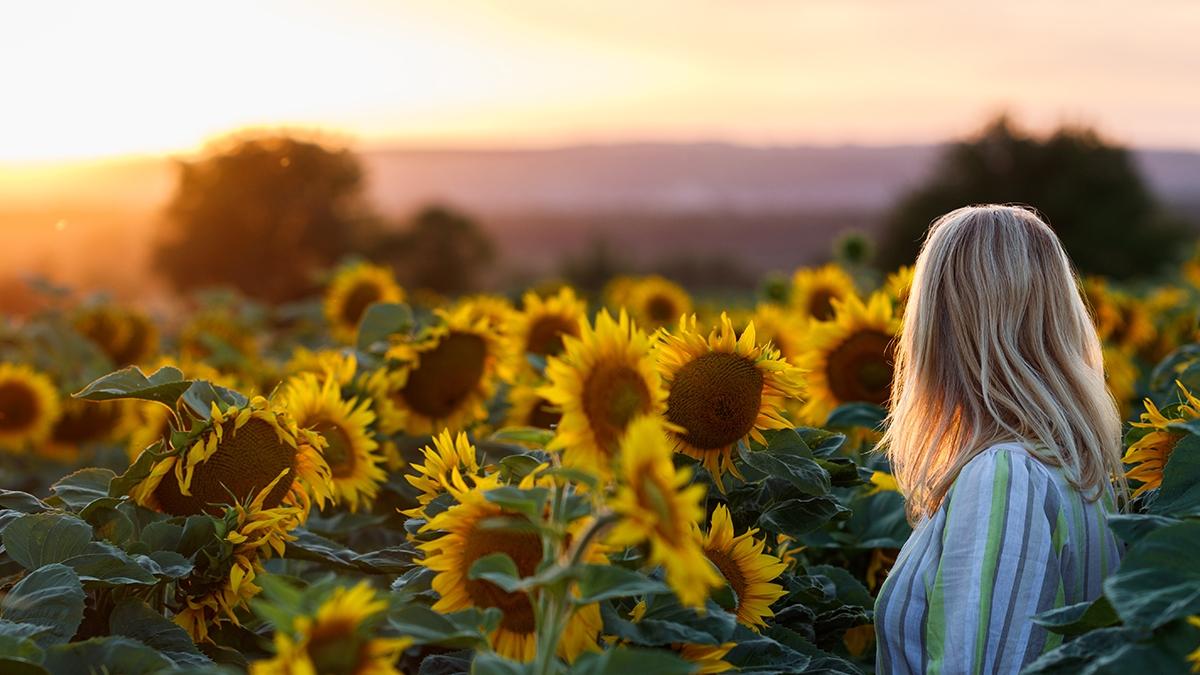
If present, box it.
[482,486,550,521]
[72,366,191,406]
[758,496,850,539]
[468,552,524,593]
[41,636,175,675]
[568,647,693,675]
[0,564,86,646]
[181,381,248,419]
[1148,433,1200,517]
[388,605,499,649]
[356,302,413,353]
[109,599,212,668]
[1103,520,1200,629]
[47,468,116,513]
[2,513,93,570]
[573,565,670,604]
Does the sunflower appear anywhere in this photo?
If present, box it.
[866,547,899,591]
[252,582,410,675]
[45,398,126,462]
[454,294,515,335]
[1123,382,1200,497]
[1103,345,1139,418]
[1107,292,1156,352]
[700,504,786,630]
[655,314,804,484]
[324,262,405,344]
[624,276,692,330]
[285,348,359,386]
[865,470,900,496]
[882,266,915,318]
[748,304,807,365]
[73,304,159,366]
[403,430,484,517]
[129,396,332,518]
[796,292,899,425]
[626,602,734,674]
[791,264,858,321]
[539,310,666,477]
[282,373,385,513]
[418,475,603,662]
[607,416,722,609]
[0,363,61,453]
[1187,616,1200,672]
[505,287,586,378]
[505,383,561,431]
[179,307,259,365]
[365,304,503,436]
[119,358,230,462]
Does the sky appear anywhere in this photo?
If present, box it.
[2,0,1200,163]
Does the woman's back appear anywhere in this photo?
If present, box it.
[875,442,1121,674]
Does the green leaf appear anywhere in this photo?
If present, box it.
[285,528,414,575]
[824,402,887,431]
[388,605,499,649]
[795,427,847,456]
[0,564,85,646]
[73,366,191,406]
[0,632,44,665]
[468,553,524,593]
[0,491,48,514]
[568,647,693,675]
[78,500,135,546]
[488,427,555,449]
[356,302,413,352]
[1033,596,1120,636]
[1106,513,1180,546]
[758,496,849,539]
[63,542,158,586]
[574,565,670,604]
[1103,520,1200,629]
[181,380,248,419]
[845,490,912,549]
[48,469,115,512]
[1022,621,1200,675]
[738,436,830,496]
[471,651,533,675]
[1149,434,1200,517]
[483,486,549,521]
[2,513,93,569]
[42,636,175,675]
[601,594,737,647]
[108,440,168,498]
[498,454,546,483]
[806,565,874,609]
[109,599,212,668]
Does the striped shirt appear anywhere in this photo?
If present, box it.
[874,443,1121,674]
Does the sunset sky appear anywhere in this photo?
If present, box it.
[2,0,1199,163]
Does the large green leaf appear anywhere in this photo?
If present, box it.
[1023,620,1200,675]
[1103,520,1200,629]
[569,647,694,675]
[739,430,831,496]
[42,636,175,675]
[109,599,212,668]
[0,491,48,515]
[573,565,670,604]
[0,564,85,646]
[48,469,115,513]
[482,487,550,521]
[1033,596,1120,636]
[758,496,849,538]
[468,553,524,593]
[285,528,414,574]
[601,593,737,647]
[63,542,158,586]
[2,513,93,569]
[356,302,413,352]
[73,365,190,406]
[388,605,499,650]
[181,381,248,419]
[1149,433,1200,517]
[471,651,533,675]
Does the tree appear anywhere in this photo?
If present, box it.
[154,134,376,302]
[877,116,1192,278]
[371,205,495,295]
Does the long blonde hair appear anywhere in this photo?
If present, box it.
[881,204,1125,521]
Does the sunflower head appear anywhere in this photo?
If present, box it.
[539,309,666,477]
[624,276,692,330]
[0,363,61,453]
[701,504,787,631]
[505,287,586,377]
[797,292,899,425]
[791,264,858,321]
[1124,381,1200,497]
[179,307,260,365]
[324,262,405,344]
[748,304,807,365]
[404,429,483,516]
[45,397,125,462]
[73,304,159,366]
[505,383,561,431]
[656,314,805,483]
[883,266,915,318]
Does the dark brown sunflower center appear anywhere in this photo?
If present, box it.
[666,352,763,450]
[825,329,895,406]
[808,288,838,321]
[0,381,39,432]
[645,295,679,324]
[525,397,561,430]
[399,332,487,419]
[306,617,367,675]
[525,315,578,357]
[52,401,122,444]
[154,417,297,516]
[341,281,383,326]
[581,364,652,454]
[462,522,542,633]
[705,547,748,608]
[314,421,356,479]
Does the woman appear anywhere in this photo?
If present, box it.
[874,205,1126,674]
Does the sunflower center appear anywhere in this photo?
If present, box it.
[314,421,356,479]
[0,381,39,432]
[462,521,542,633]
[582,364,652,454]
[525,397,561,430]
[400,332,488,420]
[341,281,383,327]
[645,295,678,324]
[52,401,122,444]
[808,288,838,320]
[526,315,578,357]
[306,617,366,675]
[825,329,895,406]
[705,547,748,609]
[154,417,297,516]
[666,352,763,450]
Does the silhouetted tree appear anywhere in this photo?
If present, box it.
[373,205,495,295]
[877,116,1191,278]
[154,134,376,302]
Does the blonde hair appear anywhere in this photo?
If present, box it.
[881,204,1126,521]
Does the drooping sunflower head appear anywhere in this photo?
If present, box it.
[252,581,410,675]
[403,428,483,516]
[883,266,915,319]
[505,383,561,431]
[797,292,899,425]
[701,504,787,631]
[624,276,693,330]
[281,372,385,513]
[607,415,722,609]
[539,309,666,477]
[505,287,586,377]
[324,262,405,344]
[130,396,332,518]
[655,314,805,483]
[1124,382,1200,497]
[368,304,503,436]
[0,363,61,453]
[791,264,858,321]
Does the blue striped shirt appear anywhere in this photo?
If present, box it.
[874,443,1121,674]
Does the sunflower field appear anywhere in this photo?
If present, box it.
[2,258,1200,675]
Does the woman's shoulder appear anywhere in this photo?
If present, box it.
[948,442,1064,507]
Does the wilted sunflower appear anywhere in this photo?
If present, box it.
[252,582,410,675]
[0,363,61,453]
[624,276,693,329]
[700,504,787,630]
[505,383,561,431]
[656,314,804,483]
[791,264,858,321]
[607,416,722,609]
[282,372,385,513]
[403,430,483,517]
[797,292,899,425]
[883,266,915,318]
[627,603,734,674]
[45,398,126,462]
[504,287,586,378]
[365,304,503,436]
[130,396,331,518]
[748,304,807,365]
[324,262,404,344]
[1124,382,1200,497]
[418,474,604,662]
[539,310,666,477]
